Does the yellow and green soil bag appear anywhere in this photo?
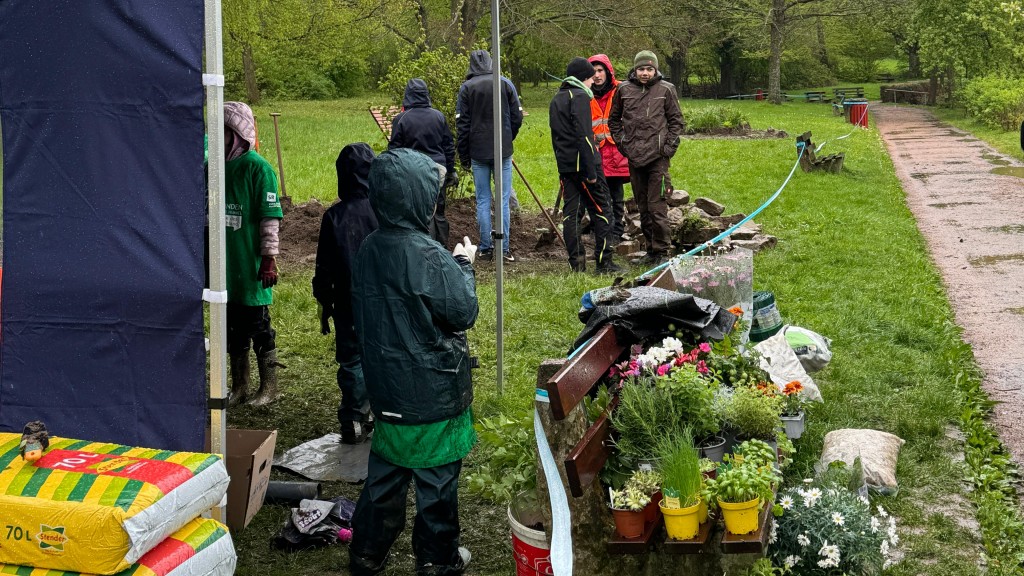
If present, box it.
[0,517,236,576]
[0,434,229,575]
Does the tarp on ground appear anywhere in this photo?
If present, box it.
[0,0,206,451]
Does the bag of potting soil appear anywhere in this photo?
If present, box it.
[0,517,236,576]
[0,433,229,575]
[782,325,832,373]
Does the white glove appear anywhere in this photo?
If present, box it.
[452,236,477,264]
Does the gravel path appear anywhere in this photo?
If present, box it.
[874,104,1024,460]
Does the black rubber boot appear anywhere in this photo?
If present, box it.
[228,352,250,407]
[251,349,284,407]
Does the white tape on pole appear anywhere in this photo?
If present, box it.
[534,407,573,575]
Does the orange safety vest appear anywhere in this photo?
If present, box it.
[590,85,617,148]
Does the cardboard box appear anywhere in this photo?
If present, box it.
[222,429,277,532]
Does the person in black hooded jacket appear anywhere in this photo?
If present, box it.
[456,49,524,261]
[312,143,378,444]
[549,57,622,274]
[389,78,457,246]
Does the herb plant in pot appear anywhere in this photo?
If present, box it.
[609,485,650,539]
[625,469,663,524]
[655,364,725,462]
[706,461,779,535]
[656,435,704,540]
[780,380,807,439]
[721,385,783,452]
[611,380,690,464]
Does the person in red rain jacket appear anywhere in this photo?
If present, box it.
[589,54,630,244]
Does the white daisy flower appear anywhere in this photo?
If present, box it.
[880,539,890,557]
[870,516,880,533]
[818,558,839,568]
[859,494,870,505]
[884,558,894,569]
[780,495,794,510]
[784,555,801,568]
[769,521,778,544]
[877,505,888,518]
[797,533,811,547]
[803,478,814,484]
[819,541,840,559]
[831,512,845,527]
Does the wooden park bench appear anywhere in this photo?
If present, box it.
[804,91,828,103]
[833,86,865,101]
[795,131,844,174]
[368,105,401,138]
[533,269,772,571]
[876,73,895,83]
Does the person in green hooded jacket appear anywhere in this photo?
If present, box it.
[349,148,478,576]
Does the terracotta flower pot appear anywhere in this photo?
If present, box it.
[611,507,646,539]
[644,491,663,524]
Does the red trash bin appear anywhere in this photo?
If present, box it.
[849,100,869,127]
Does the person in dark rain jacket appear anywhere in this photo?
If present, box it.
[389,78,457,246]
[456,49,524,261]
[608,50,685,266]
[349,148,478,576]
[549,57,622,274]
[312,143,378,444]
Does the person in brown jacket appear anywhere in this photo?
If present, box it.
[608,50,685,265]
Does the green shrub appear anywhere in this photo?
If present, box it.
[380,47,469,139]
[959,75,1024,130]
[686,105,750,134]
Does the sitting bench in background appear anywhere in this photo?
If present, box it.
[833,87,865,101]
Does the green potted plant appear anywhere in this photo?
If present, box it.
[706,460,779,535]
[721,385,783,448]
[730,439,777,469]
[625,469,663,524]
[654,364,726,462]
[608,485,650,539]
[656,435,703,540]
[611,380,689,463]
[780,380,807,439]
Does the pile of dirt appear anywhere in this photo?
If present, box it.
[278,195,566,268]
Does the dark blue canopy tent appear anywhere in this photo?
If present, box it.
[0,0,218,453]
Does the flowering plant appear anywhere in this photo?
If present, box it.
[625,469,662,496]
[780,381,808,416]
[608,337,714,383]
[770,480,898,574]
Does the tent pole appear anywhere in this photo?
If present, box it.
[491,0,504,396]
[204,0,228,524]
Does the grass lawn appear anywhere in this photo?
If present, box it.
[228,91,1002,574]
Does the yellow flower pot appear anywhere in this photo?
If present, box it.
[718,497,761,535]
[660,500,701,540]
[698,498,709,524]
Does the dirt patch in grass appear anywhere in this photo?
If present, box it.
[278,196,566,269]
[683,127,789,140]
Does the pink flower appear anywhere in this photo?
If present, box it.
[697,360,709,375]
[657,363,672,377]
[699,342,712,354]
[608,365,620,378]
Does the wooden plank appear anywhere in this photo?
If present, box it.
[663,512,717,554]
[720,498,773,554]
[564,413,611,497]
[545,325,623,420]
[607,515,663,554]
[650,267,676,291]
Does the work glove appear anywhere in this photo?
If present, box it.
[318,303,333,335]
[452,236,477,265]
[258,256,278,288]
[444,169,459,189]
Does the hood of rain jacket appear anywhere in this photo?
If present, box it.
[352,148,479,424]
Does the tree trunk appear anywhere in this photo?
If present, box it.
[460,0,481,52]
[906,42,921,78]
[667,48,690,97]
[767,0,785,104]
[928,70,938,106]
[242,43,260,104]
[815,17,829,68]
[718,39,738,98]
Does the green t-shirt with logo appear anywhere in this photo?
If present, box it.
[224,150,283,306]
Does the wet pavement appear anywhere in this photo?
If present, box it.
[874,104,1024,461]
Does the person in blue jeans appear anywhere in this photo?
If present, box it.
[456,49,523,262]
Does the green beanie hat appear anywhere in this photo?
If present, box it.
[634,50,658,70]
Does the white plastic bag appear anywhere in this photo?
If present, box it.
[753,331,823,402]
